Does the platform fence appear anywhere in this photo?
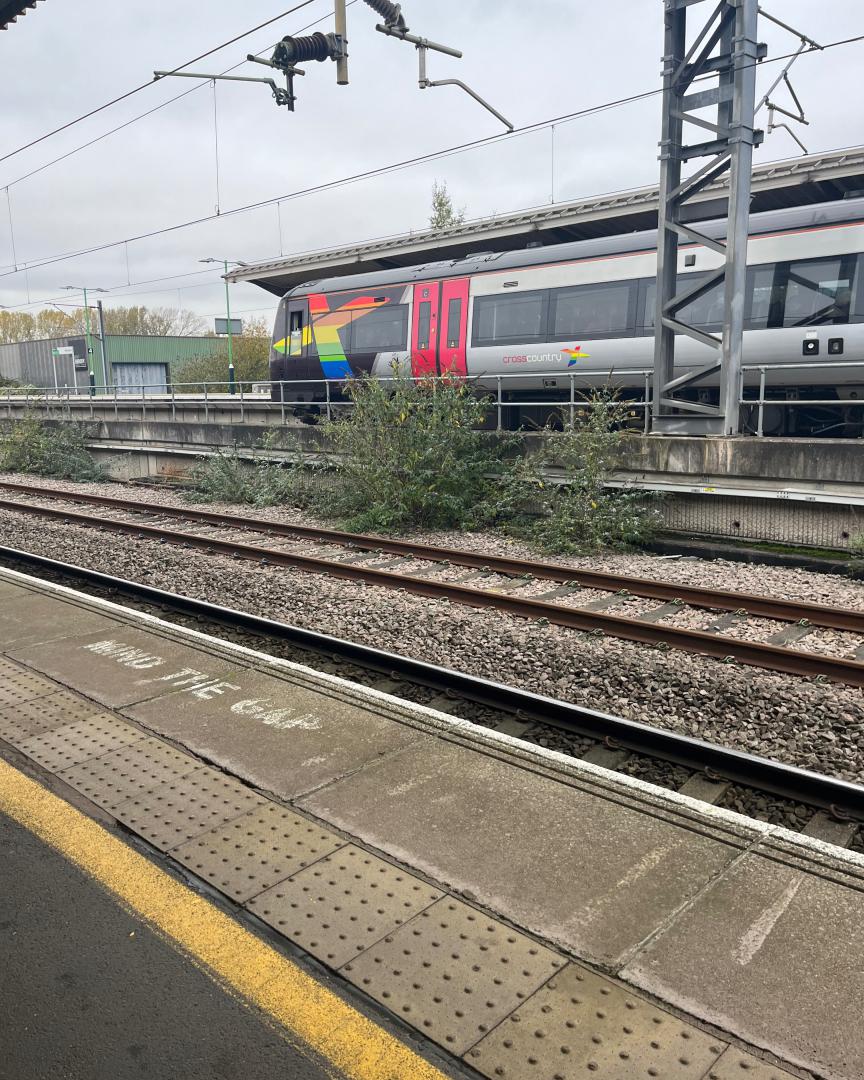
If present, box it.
[2,360,863,435]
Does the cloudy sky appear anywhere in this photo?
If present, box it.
[1,0,862,333]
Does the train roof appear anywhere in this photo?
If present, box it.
[281,196,864,299]
[228,146,864,297]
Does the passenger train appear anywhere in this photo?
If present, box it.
[269,198,864,434]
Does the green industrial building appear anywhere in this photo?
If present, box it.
[0,334,230,394]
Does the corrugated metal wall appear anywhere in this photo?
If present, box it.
[0,335,229,388]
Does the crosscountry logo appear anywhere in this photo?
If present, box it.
[561,345,590,366]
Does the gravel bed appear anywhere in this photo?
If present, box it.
[0,506,861,788]
[3,472,862,610]
[719,783,814,831]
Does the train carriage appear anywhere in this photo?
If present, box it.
[270,197,864,434]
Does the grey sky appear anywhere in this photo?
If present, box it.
[1,0,862,333]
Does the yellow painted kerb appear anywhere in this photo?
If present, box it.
[0,758,451,1080]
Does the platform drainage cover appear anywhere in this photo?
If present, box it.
[17,714,146,772]
[172,803,346,903]
[0,689,106,743]
[466,962,728,1079]
[57,736,202,812]
[248,844,443,968]
[113,767,267,850]
[342,897,563,1056]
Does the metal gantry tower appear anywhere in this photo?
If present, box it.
[652,0,763,436]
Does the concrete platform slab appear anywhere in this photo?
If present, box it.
[248,845,444,968]
[9,624,244,708]
[123,668,426,800]
[298,740,742,966]
[0,587,123,650]
[112,767,267,850]
[0,689,112,743]
[466,962,729,1080]
[170,803,345,903]
[622,850,864,1080]
[0,655,62,708]
[16,714,146,772]
[57,736,202,811]
[341,897,564,1056]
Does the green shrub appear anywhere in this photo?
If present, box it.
[1,415,103,480]
[492,394,661,554]
[307,374,510,533]
[188,448,307,508]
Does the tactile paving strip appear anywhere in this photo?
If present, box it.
[0,660,60,708]
[57,736,202,812]
[248,845,443,968]
[706,1048,796,1080]
[172,803,346,903]
[113,768,267,849]
[0,690,105,743]
[465,962,727,1080]
[16,714,146,772]
[342,898,564,1055]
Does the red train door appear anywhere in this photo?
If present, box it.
[411,282,440,377]
[440,277,469,377]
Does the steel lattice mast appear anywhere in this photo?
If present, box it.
[652,0,763,436]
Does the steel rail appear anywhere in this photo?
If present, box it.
[1,495,863,687]
[0,480,862,633]
[1,542,862,820]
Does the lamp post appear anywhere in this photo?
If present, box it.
[200,258,248,394]
[62,285,108,390]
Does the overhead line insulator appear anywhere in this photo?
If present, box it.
[274,31,339,66]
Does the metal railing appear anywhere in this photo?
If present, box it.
[2,359,863,435]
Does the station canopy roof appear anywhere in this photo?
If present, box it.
[227,145,864,297]
[0,1,42,30]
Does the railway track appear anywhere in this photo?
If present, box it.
[2,544,862,836]
[1,479,863,687]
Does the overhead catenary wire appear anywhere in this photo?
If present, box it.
[0,0,323,168]
[1,29,862,289]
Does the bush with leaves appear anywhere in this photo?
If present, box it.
[304,374,507,533]
[188,447,309,508]
[0,415,103,481]
[492,394,661,553]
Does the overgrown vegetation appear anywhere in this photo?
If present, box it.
[0,415,103,480]
[306,375,507,533]
[187,375,658,553]
[491,396,662,553]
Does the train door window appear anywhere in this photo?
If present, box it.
[446,297,463,348]
[637,280,656,335]
[289,309,304,352]
[778,256,856,326]
[550,282,634,339]
[472,289,548,346]
[417,301,432,350]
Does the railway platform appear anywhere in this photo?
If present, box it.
[0,566,861,1080]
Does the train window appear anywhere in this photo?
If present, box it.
[351,304,409,352]
[777,257,856,327]
[472,290,548,346]
[745,265,775,329]
[446,298,463,348]
[550,282,633,339]
[289,310,303,331]
[417,301,432,350]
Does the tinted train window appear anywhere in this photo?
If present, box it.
[640,274,723,332]
[746,265,775,329]
[473,290,548,346]
[777,257,856,326]
[416,301,432,350]
[446,297,463,348]
[351,304,409,352]
[551,282,633,339]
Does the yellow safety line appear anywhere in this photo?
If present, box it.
[0,758,450,1080]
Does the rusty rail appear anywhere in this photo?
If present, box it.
[0,492,862,687]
